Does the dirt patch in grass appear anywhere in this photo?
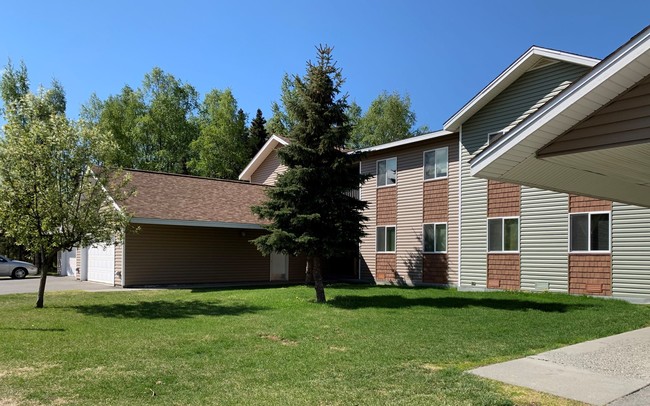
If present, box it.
[260,334,298,346]
[501,382,587,406]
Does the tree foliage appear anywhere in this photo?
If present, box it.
[248,109,269,158]
[252,46,369,303]
[266,74,299,136]
[0,63,131,308]
[347,91,417,149]
[188,89,249,178]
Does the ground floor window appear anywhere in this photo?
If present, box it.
[423,223,447,253]
[570,212,610,252]
[488,217,519,252]
[376,226,396,252]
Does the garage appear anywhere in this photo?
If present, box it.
[87,244,115,284]
[59,248,77,277]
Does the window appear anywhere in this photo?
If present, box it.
[376,226,396,252]
[423,147,448,180]
[423,223,447,253]
[570,212,610,252]
[377,158,397,187]
[488,217,519,252]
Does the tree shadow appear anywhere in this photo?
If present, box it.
[72,300,267,319]
[328,295,592,313]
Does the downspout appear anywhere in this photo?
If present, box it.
[458,124,463,288]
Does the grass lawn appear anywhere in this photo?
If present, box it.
[1,285,649,405]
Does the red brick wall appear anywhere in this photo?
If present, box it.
[569,254,612,296]
[423,179,448,223]
[422,254,448,284]
[569,195,612,213]
[487,180,520,217]
[487,254,520,290]
[376,187,397,225]
[375,254,398,282]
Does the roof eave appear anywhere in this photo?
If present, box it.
[238,135,289,182]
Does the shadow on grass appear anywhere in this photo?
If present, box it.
[0,327,65,332]
[73,300,267,319]
[328,295,591,313]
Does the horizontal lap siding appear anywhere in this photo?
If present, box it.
[460,62,590,289]
[251,148,287,185]
[396,148,424,284]
[124,224,270,286]
[520,186,568,292]
[114,244,123,286]
[447,141,460,285]
[288,255,307,282]
[612,202,650,298]
[359,160,376,280]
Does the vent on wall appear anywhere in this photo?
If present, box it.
[535,282,550,291]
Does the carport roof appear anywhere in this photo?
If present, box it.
[120,169,270,228]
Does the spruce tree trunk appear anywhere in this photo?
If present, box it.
[305,257,314,285]
[312,256,326,303]
[36,248,48,308]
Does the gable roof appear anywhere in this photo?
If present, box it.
[355,130,455,154]
[239,135,289,182]
[443,47,600,131]
[121,169,268,228]
[470,26,650,207]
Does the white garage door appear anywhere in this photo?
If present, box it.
[87,244,115,284]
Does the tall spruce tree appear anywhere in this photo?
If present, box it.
[248,109,269,158]
[252,46,369,303]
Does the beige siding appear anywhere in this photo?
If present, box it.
[612,202,650,299]
[358,135,458,285]
[520,186,568,292]
[123,224,271,286]
[114,244,123,286]
[460,61,590,288]
[251,148,287,185]
[359,160,376,279]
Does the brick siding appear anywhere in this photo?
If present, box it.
[487,180,520,217]
[487,254,520,290]
[569,195,612,213]
[423,179,448,223]
[376,187,397,225]
[422,254,448,284]
[569,254,612,296]
[375,254,398,282]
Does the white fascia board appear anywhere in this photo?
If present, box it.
[238,135,289,181]
[443,47,599,132]
[131,217,264,230]
[354,130,454,154]
[470,28,650,178]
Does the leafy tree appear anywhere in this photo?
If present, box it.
[266,74,299,136]
[252,46,369,303]
[82,68,200,174]
[0,64,131,308]
[188,89,249,179]
[248,109,269,158]
[347,91,417,149]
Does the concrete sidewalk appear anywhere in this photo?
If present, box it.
[471,327,650,405]
[0,275,123,295]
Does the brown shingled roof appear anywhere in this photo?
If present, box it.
[121,169,269,225]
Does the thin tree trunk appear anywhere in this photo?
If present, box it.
[312,256,326,303]
[36,248,48,308]
[305,257,314,285]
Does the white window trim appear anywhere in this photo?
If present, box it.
[487,130,505,145]
[376,157,397,188]
[568,211,612,254]
[422,146,449,182]
[487,216,520,254]
[376,225,397,253]
[422,222,448,254]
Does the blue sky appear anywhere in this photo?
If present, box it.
[1,1,648,131]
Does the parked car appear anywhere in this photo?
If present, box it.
[0,255,38,279]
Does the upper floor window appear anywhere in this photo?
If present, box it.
[570,212,610,252]
[424,147,448,180]
[488,217,519,252]
[423,223,447,253]
[377,226,396,253]
[377,158,397,187]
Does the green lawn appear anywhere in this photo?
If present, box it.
[1,285,648,405]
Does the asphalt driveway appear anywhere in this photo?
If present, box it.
[0,275,123,295]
